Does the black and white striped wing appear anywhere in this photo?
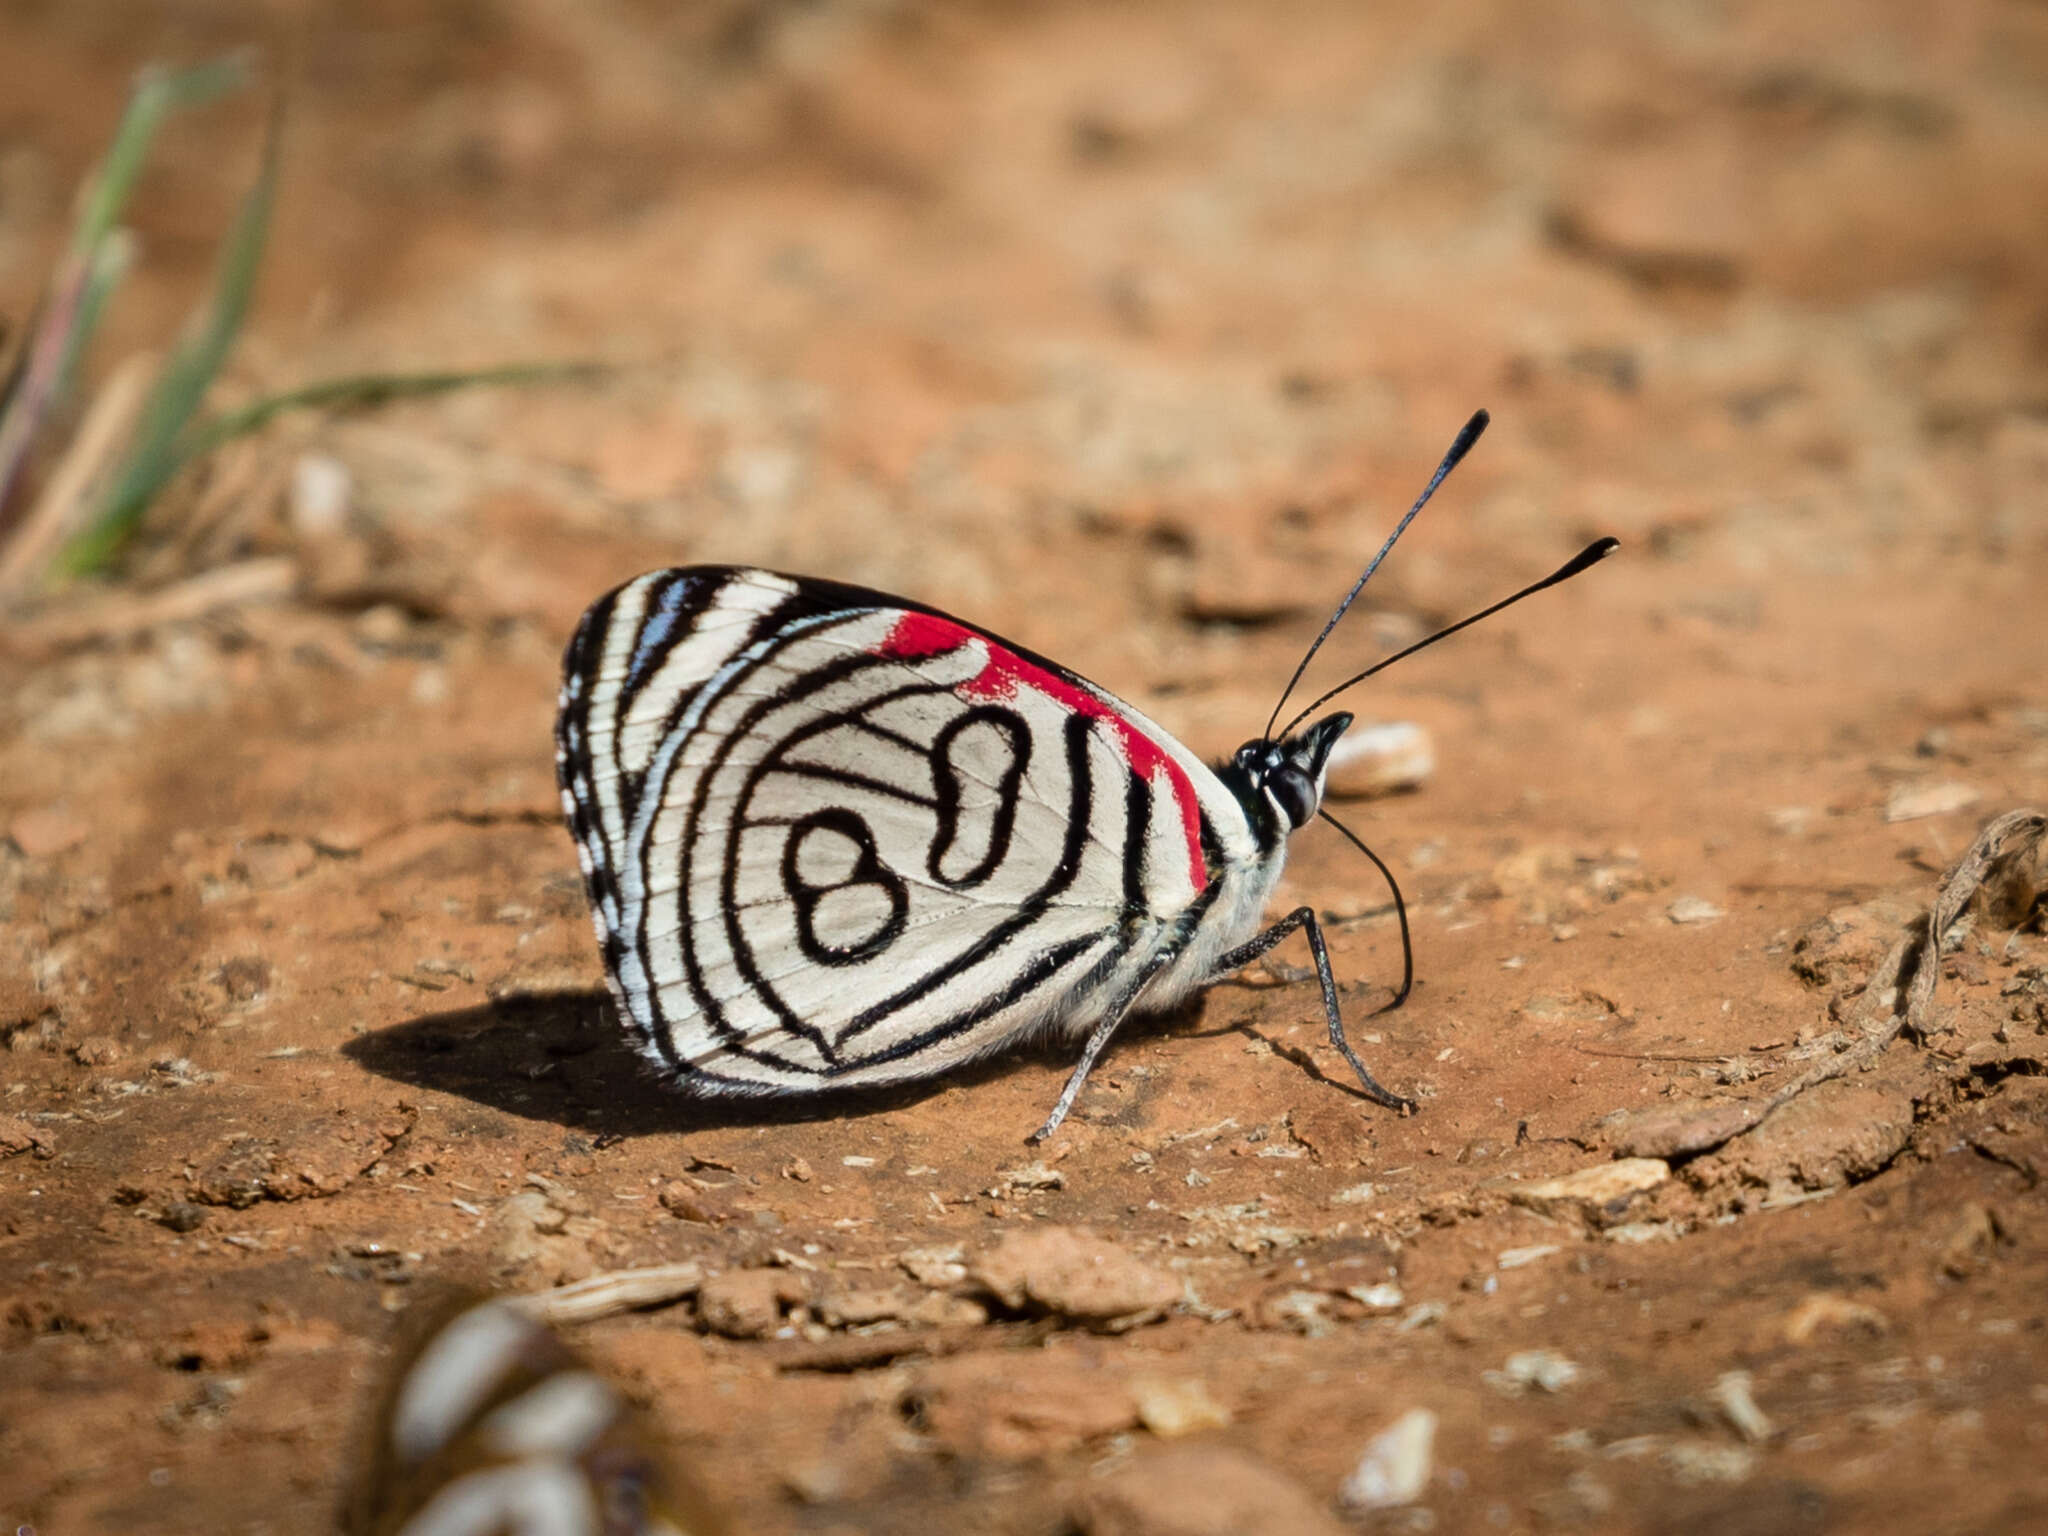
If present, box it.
[556,567,1238,1094]
[349,1296,725,1536]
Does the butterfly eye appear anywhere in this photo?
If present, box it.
[1267,767,1318,830]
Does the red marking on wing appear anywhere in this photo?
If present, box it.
[880,611,1208,889]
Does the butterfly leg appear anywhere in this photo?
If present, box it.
[1212,907,1414,1112]
[1029,939,1188,1144]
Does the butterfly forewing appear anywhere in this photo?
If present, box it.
[558,567,1248,1095]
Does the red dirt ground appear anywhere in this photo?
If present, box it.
[4,4,2047,1533]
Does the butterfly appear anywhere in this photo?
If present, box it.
[345,1294,728,1536]
[555,409,1617,1140]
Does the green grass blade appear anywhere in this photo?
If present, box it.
[51,231,137,404]
[56,93,280,578]
[0,55,247,555]
[176,360,610,464]
[71,56,251,263]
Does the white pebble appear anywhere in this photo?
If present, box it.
[1487,1349,1581,1394]
[1883,781,1981,823]
[1666,896,1725,925]
[1324,721,1434,798]
[1345,1282,1405,1311]
[1712,1370,1774,1443]
[289,453,352,537]
[1340,1407,1437,1509]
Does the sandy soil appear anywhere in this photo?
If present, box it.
[4,4,2048,1533]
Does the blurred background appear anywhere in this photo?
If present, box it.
[4,0,2042,667]
[4,5,2047,1533]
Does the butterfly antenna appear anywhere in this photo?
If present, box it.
[1317,807,1414,1010]
[1262,409,1491,742]
[1278,536,1619,741]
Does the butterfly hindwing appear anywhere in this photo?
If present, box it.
[348,1295,725,1536]
[558,567,1252,1094]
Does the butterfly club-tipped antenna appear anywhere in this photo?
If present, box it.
[1274,533,1620,741]
[1257,411,1618,1029]
[1262,408,1491,745]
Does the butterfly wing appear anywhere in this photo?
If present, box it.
[347,1294,727,1536]
[557,567,1248,1093]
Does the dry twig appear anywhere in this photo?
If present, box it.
[508,1261,707,1327]
[1756,809,2046,1121]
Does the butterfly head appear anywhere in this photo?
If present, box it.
[1232,711,1352,834]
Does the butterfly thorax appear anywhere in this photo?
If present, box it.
[1124,710,1354,1019]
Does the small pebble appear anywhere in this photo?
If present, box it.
[971,1225,1179,1329]
[1345,1282,1405,1311]
[1764,806,1814,836]
[160,1202,208,1233]
[289,453,352,537]
[1341,1408,1437,1510]
[1324,722,1435,798]
[1884,780,1981,823]
[1132,1378,1232,1437]
[1667,896,1726,925]
[1509,1158,1669,1220]
[1662,1442,1756,1485]
[8,804,88,858]
[1712,1370,1774,1443]
[1486,1350,1580,1394]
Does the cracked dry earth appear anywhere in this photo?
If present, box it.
[5,3,2048,1534]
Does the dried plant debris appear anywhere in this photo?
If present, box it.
[1790,893,1926,994]
[1658,810,2046,1183]
[487,1184,612,1286]
[1884,780,1982,823]
[1779,810,2043,1069]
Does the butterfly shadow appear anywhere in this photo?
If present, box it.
[1191,973,1425,1105]
[345,989,1027,1138]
